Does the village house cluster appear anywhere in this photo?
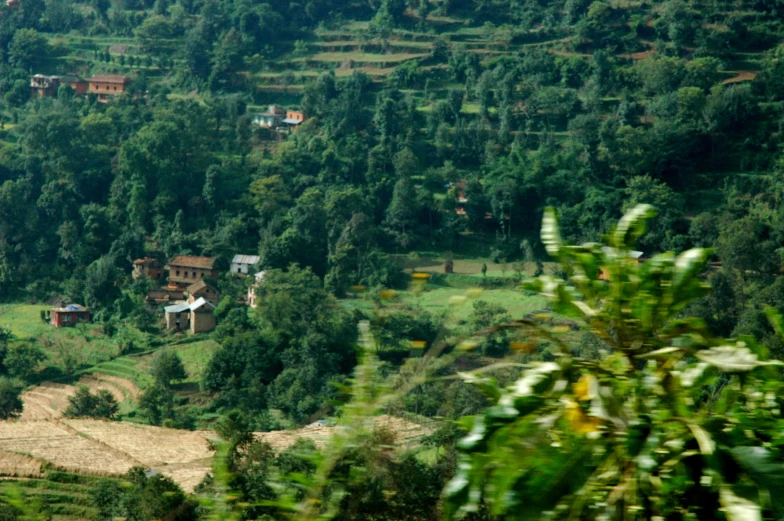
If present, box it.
[30,74,131,103]
[132,254,265,334]
[48,252,265,332]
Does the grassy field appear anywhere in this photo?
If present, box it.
[133,339,220,384]
[391,254,550,277]
[0,303,59,339]
[342,284,547,322]
[0,304,125,378]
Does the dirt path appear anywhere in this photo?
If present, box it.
[723,71,757,84]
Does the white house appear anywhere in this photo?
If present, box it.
[252,105,285,128]
[230,254,260,275]
[247,271,265,308]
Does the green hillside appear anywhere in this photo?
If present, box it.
[3,0,784,518]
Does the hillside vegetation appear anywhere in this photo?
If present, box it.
[3,0,784,519]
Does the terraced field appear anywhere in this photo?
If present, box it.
[4,360,434,496]
[0,471,105,520]
[20,372,142,421]
[0,413,433,494]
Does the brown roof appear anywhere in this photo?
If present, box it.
[134,257,160,266]
[168,256,217,269]
[89,75,131,84]
[186,280,217,294]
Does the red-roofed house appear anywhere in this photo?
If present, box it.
[133,257,163,281]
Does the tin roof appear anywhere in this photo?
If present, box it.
[168,256,217,269]
[189,297,216,311]
[165,297,216,314]
[282,118,303,125]
[52,303,88,312]
[164,302,190,314]
[232,254,260,265]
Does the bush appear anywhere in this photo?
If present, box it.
[0,378,23,420]
[64,386,119,419]
[151,350,187,388]
[5,343,46,382]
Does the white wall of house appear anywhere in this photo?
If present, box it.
[231,262,252,274]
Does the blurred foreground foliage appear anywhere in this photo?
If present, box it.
[445,205,784,521]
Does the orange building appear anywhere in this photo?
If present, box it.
[89,75,131,102]
[282,110,306,128]
[61,74,89,95]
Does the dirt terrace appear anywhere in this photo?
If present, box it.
[1,380,434,492]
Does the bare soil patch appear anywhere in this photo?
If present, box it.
[723,71,757,84]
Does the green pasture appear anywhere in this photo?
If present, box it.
[0,303,53,339]
[133,338,220,383]
[342,284,547,322]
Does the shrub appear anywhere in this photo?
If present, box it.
[64,386,119,419]
[0,378,23,420]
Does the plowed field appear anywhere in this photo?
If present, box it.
[1,385,434,493]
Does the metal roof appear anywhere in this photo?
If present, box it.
[52,303,88,312]
[164,303,190,314]
[282,118,303,125]
[189,297,216,311]
[254,271,266,282]
[232,254,260,265]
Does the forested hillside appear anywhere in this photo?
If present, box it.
[4,0,784,519]
[1,0,783,310]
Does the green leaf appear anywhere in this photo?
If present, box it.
[720,487,762,521]
[687,423,715,456]
[672,248,710,291]
[458,372,501,401]
[764,306,784,340]
[612,204,656,249]
[444,458,471,500]
[457,416,487,452]
[730,446,784,519]
[675,362,714,388]
[637,347,683,359]
[695,344,784,373]
[505,362,560,399]
[541,207,562,257]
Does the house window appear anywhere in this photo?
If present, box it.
[237,268,241,273]
[192,272,196,278]
[176,270,180,276]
